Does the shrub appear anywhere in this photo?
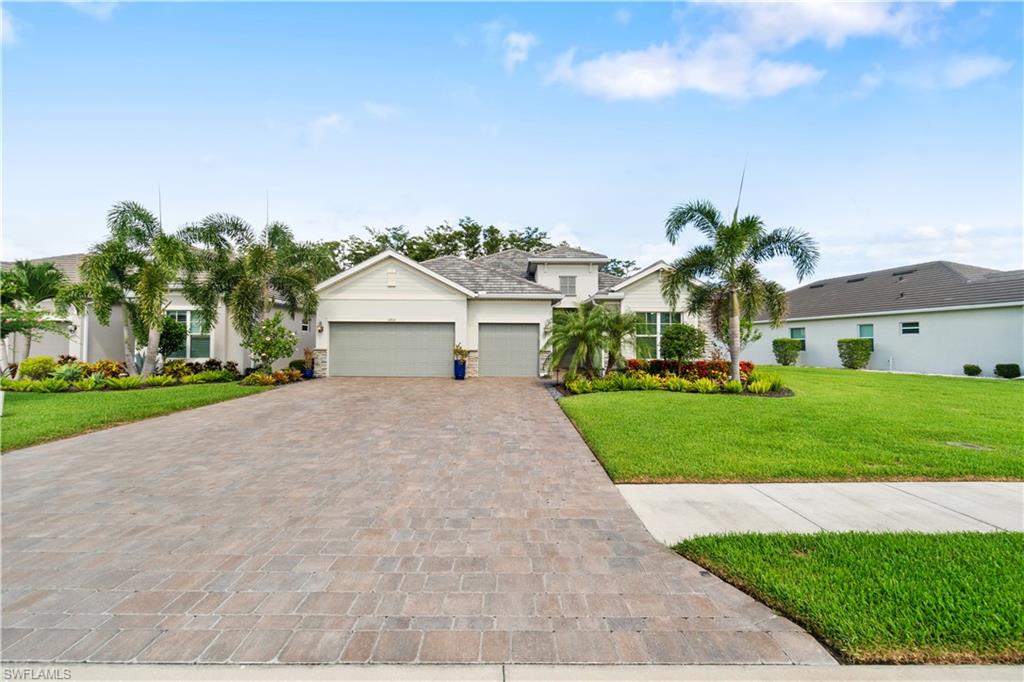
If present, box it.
[963,364,982,377]
[631,359,754,382]
[190,369,234,384]
[995,364,1021,379]
[837,338,873,369]
[19,356,57,380]
[772,338,802,366]
[692,377,718,394]
[242,312,299,372]
[288,359,306,372]
[202,358,223,372]
[240,372,277,386]
[50,362,85,381]
[178,374,199,385]
[56,354,78,365]
[161,359,193,379]
[635,373,663,390]
[143,375,177,387]
[747,370,785,392]
[723,379,743,394]
[1,378,35,392]
[223,361,240,377]
[81,359,126,378]
[73,373,107,391]
[106,375,143,390]
[31,377,70,393]
[747,379,772,395]
[664,376,691,392]
[566,378,593,394]
[661,324,706,363]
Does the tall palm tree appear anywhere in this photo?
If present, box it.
[545,303,609,381]
[2,260,68,363]
[662,189,818,382]
[66,201,185,376]
[179,215,336,346]
[603,309,642,372]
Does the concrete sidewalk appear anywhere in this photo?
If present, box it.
[617,482,1023,544]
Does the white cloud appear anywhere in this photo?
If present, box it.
[614,8,632,26]
[1,8,15,45]
[729,2,925,49]
[548,37,823,100]
[912,225,942,240]
[64,1,118,20]
[503,31,537,73]
[942,55,1012,88]
[307,113,350,142]
[361,101,398,120]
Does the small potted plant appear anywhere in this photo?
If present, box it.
[302,347,315,379]
[453,344,468,380]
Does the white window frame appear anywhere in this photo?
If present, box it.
[636,311,683,359]
[790,327,806,351]
[900,321,920,335]
[165,309,213,360]
[858,323,874,350]
[559,276,577,296]
[301,319,310,332]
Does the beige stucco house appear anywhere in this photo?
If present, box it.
[312,246,695,377]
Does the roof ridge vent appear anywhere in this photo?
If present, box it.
[809,283,825,289]
[846,276,866,283]
[891,269,917,276]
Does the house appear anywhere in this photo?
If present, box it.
[312,246,696,377]
[743,261,1024,377]
[2,253,315,371]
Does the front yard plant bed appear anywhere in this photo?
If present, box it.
[1,383,272,451]
[675,532,1024,664]
[559,366,1024,482]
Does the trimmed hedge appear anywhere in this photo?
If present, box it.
[837,338,873,370]
[772,338,802,366]
[963,364,982,377]
[995,364,1021,379]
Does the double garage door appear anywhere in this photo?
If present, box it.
[328,322,539,377]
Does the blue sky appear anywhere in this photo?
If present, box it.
[3,1,1021,287]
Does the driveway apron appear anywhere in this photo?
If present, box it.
[2,378,834,664]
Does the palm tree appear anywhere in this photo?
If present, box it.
[2,260,68,363]
[603,309,642,372]
[662,190,818,382]
[66,201,185,376]
[179,215,336,347]
[545,303,609,381]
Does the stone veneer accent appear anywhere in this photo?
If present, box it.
[312,348,327,377]
[466,350,479,378]
[538,350,551,377]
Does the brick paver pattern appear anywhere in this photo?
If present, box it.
[2,378,834,664]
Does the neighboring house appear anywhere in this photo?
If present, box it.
[312,246,697,377]
[744,261,1024,377]
[2,253,315,371]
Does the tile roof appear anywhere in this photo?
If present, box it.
[767,261,1024,320]
[1,253,87,284]
[422,256,562,297]
[471,248,533,278]
[532,245,608,260]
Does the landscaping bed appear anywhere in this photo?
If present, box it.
[559,366,1024,482]
[1,383,272,451]
[676,531,1024,664]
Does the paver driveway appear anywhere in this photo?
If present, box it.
[2,378,833,665]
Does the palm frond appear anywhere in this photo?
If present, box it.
[748,227,820,282]
[664,200,723,244]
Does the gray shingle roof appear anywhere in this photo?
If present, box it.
[767,261,1024,320]
[532,245,608,260]
[597,271,624,290]
[422,256,561,297]
[472,248,533,278]
[1,253,86,284]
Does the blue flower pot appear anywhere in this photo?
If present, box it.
[302,367,314,379]
[454,359,466,380]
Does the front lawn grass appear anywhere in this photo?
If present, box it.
[559,366,1024,482]
[676,532,1024,664]
[1,383,271,451]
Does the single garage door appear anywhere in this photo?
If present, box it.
[478,323,539,377]
[329,322,455,377]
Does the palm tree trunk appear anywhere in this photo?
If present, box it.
[23,334,32,364]
[122,315,138,375]
[141,326,160,377]
[729,288,741,382]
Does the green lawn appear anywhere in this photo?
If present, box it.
[559,366,1024,482]
[676,532,1024,664]
[1,383,272,451]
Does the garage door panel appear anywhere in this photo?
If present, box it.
[479,323,539,377]
[329,322,454,377]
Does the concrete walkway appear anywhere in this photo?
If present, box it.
[618,482,1023,545]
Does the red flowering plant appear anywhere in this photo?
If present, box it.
[626,358,754,383]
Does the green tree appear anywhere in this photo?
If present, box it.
[602,259,638,278]
[662,184,818,381]
[133,315,188,358]
[180,215,336,357]
[545,303,609,381]
[714,315,762,353]
[1,260,69,364]
[661,323,706,362]
[603,309,642,372]
[241,312,298,371]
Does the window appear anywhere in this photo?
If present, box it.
[635,311,683,359]
[900,321,919,335]
[559,276,577,296]
[301,319,310,332]
[165,310,211,359]
[858,323,874,350]
[790,327,806,351]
